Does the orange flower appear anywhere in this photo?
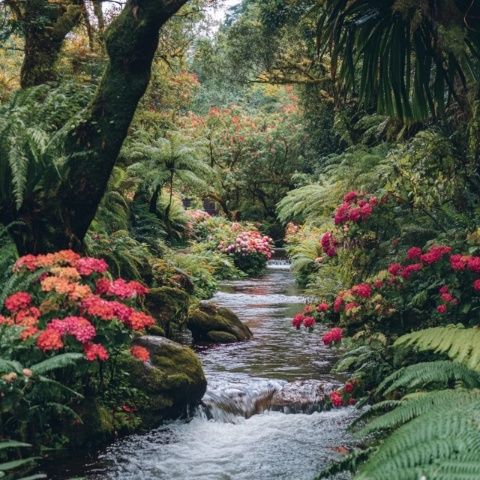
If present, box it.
[130,346,150,362]
[36,329,64,351]
[50,267,81,281]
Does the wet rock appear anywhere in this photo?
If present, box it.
[120,336,207,426]
[187,301,253,343]
[270,380,333,414]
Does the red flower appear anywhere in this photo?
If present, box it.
[322,327,343,345]
[303,316,316,328]
[4,292,32,312]
[467,256,480,273]
[388,263,403,276]
[348,398,357,406]
[36,329,64,351]
[345,302,359,312]
[473,279,480,291]
[401,263,423,279]
[437,304,447,314]
[441,293,455,303]
[420,245,451,264]
[344,382,354,393]
[343,191,358,203]
[84,343,109,361]
[316,303,329,312]
[329,391,343,408]
[333,296,344,313]
[292,314,304,329]
[373,279,383,289]
[439,285,450,294]
[121,405,137,413]
[126,311,155,331]
[406,247,422,260]
[321,232,337,257]
[130,345,150,362]
[450,254,468,271]
[351,283,372,298]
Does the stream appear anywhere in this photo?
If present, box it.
[59,262,356,479]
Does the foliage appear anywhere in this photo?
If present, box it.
[0,439,46,480]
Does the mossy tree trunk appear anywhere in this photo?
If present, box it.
[6,0,84,88]
[9,0,189,254]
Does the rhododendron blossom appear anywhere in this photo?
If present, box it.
[219,231,274,259]
[36,329,64,351]
[334,192,378,225]
[351,283,372,298]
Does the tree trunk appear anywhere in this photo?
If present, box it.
[9,0,190,254]
[7,0,84,88]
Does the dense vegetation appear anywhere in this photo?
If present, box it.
[0,0,479,478]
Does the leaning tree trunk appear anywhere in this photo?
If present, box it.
[10,0,189,254]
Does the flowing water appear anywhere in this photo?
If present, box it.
[55,262,356,479]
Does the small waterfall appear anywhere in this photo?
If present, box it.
[197,378,286,422]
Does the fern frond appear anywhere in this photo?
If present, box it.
[377,361,480,395]
[395,325,480,372]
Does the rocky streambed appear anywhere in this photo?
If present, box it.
[57,262,356,479]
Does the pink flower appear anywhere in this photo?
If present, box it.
[473,279,480,291]
[75,257,108,276]
[333,296,344,313]
[345,302,359,312]
[437,304,447,314]
[467,256,480,273]
[343,382,354,393]
[420,245,452,264]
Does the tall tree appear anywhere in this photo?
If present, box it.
[2,0,190,253]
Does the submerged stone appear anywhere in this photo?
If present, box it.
[187,301,253,343]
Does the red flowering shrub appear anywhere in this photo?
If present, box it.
[334,192,378,225]
[130,345,150,362]
[1,250,155,363]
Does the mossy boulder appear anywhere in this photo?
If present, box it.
[187,301,253,343]
[146,286,190,335]
[121,336,207,426]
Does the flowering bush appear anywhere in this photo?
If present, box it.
[0,250,155,364]
[292,242,480,337]
[219,230,274,276]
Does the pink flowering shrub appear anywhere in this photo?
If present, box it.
[219,230,274,276]
[1,250,155,364]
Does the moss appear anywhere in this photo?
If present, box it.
[119,336,207,427]
[208,331,238,343]
[147,324,165,336]
[147,287,190,333]
[187,302,252,343]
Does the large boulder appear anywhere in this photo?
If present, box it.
[187,301,253,343]
[121,336,207,426]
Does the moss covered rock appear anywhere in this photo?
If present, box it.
[187,301,253,343]
[121,336,207,426]
[146,286,190,335]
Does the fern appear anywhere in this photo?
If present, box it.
[357,389,480,437]
[395,325,480,372]
[30,353,84,375]
[356,399,480,479]
[376,361,480,395]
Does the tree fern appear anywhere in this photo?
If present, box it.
[395,326,480,372]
